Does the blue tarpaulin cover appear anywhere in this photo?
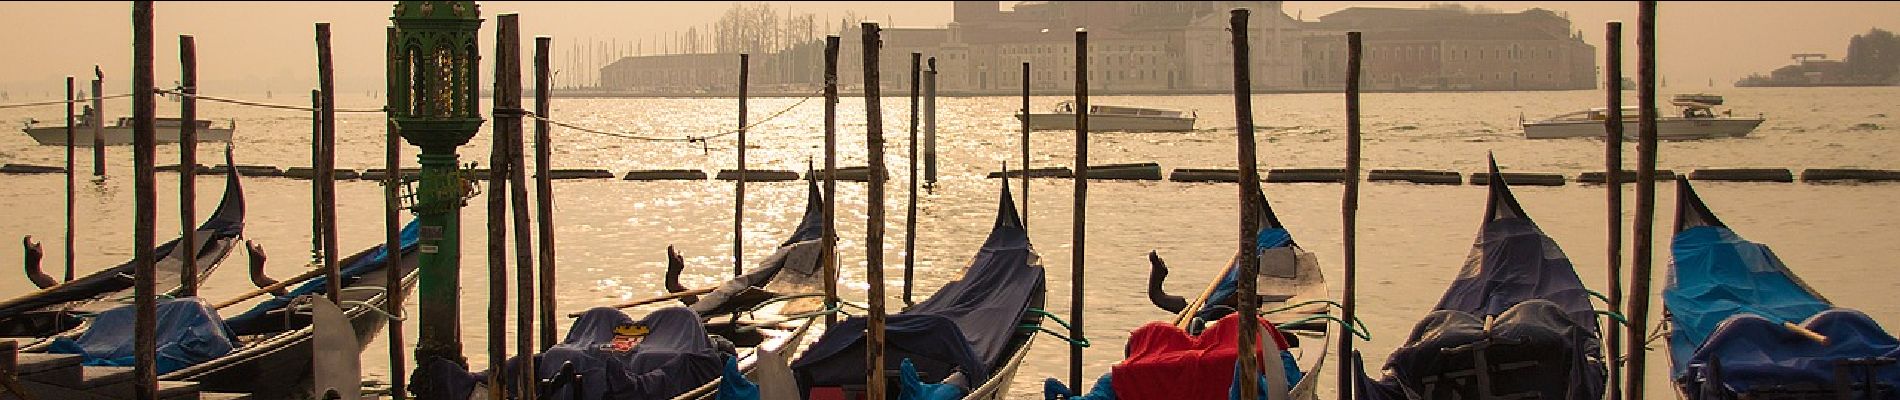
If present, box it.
[1352,158,1604,400]
[791,181,1043,396]
[223,219,420,336]
[48,297,235,374]
[1666,180,1900,399]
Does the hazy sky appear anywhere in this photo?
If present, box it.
[2,1,1895,97]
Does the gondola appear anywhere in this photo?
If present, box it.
[1351,156,1606,400]
[1045,187,1332,400]
[436,174,835,400]
[0,148,247,338]
[788,178,1045,400]
[1665,179,1900,399]
[35,219,421,399]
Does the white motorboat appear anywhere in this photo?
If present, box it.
[23,115,235,146]
[1017,101,1195,132]
[1522,94,1762,140]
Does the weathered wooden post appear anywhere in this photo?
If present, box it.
[1020,61,1030,230]
[1228,10,1262,399]
[484,12,520,400]
[131,2,158,398]
[735,53,749,277]
[924,57,938,187]
[860,22,890,400]
[312,89,326,296]
[391,1,487,387]
[495,14,539,399]
[318,23,341,304]
[822,35,840,327]
[64,76,75,282]
[1603,21,1626,400]
[905,52,920,308]
[1337,30,1363,400]
[92,68,105,177]
[381,25,409,399]
[178,35,199,297]
[1626,3,1659,400]
[534,36,559,351]
[1069,27,1089,391]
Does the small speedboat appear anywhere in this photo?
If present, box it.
[1521,94,1762,140]
[1018,101,1195,132]
[23,115,235,146]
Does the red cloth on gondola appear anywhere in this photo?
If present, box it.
[1109,314,1289,400]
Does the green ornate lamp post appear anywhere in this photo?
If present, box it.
[389,0,483,381]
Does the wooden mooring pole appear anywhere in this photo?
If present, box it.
[178,34,199,297]
[904,52,920,309]
[1229,10,1262,400]
[309,89,325,300]
[92,68,105,178]
[860,22,889,400]
[534,36,559,351]
[318,23,340,304]
[822,35,840,328]
[924,57,937,188]
[1337,30,1363,400]
[1603,20,1627,400]
[497,14,538,400]
[131,2,158,398]
[1069,27,1089,391]
[485,14,517,400]
[381,26,408,399]
[1626,3,1659,400]
[734,53,748,278]
[64,76,74,282]
[1020,61,1030,231]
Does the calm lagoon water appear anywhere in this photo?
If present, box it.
[2,86,1898,398]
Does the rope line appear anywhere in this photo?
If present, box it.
[0,94,133,110]
[6,87,823,146]
[154,89,385,113]
[526,87,820,143]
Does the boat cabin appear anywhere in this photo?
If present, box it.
[1052,100,1187,118]
[111,116,217,129]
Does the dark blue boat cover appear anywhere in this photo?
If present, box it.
[224,219,420,336]
[1666,180,1900,398]
[791,180,1044,395]
[516,306,729,400]
[1353,158,1603,400]
[47,297,235,374]
[0,159,245,322]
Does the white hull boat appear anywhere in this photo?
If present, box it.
[1523,118,1763,140]
[1522,93,1763,140]
[23,117,234,146]
[1017,101,1195,132]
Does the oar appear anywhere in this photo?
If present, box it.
[245,240,287,296]
[567,245,715,318]
[1145,251,1186,314]
[23,236,55,289]
[1783,321,1829,345]
[213,260,326,310]
[571,287,717,318]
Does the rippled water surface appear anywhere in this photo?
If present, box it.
[2,87,1898,398]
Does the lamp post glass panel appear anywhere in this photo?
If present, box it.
[389,0,484,373]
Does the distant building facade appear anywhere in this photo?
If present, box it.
[596,2,1598,94]
[1301,7,1597,91]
